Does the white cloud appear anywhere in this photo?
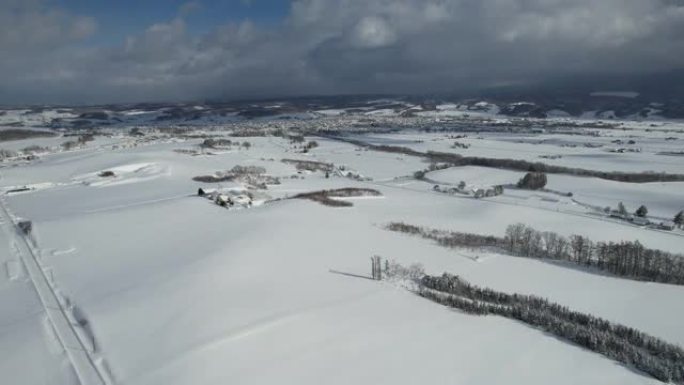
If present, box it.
[350,17,396,48]
[1,0,684,104]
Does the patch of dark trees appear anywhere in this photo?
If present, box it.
[281,158,334,172]
[192,175,234,183]
[324,136,684,183]
[657,151,684,157]
[200,138,235,149]
[292,188,381,207]
[98,171,116,178]
[192,165,268,183]
[413,162,452,180]
[419,273,684,384]
[198,138,251,150]
[386,222,684,285]
[229,129,270,137]
[0,129,57,142]
[61,134,95,150]
[517,172,547,189]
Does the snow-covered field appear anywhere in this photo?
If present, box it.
[1,121,683,385]
[425,165,684,218]
[356,130,684,174]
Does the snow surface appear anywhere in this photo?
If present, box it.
[1,127,683,385]
[426,166,684,218]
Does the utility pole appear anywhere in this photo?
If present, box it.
[371,255,382,280]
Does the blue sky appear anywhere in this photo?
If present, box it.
[53,0,290,44]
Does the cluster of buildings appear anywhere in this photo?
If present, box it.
[433,184,504,199]
[197,188,254,209]
[608,211,675,230]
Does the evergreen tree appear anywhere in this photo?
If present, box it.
[636,205,648,217]
[517,172,547,190]
[674,211,684,228]
[419,271,684,384]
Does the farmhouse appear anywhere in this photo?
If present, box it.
[197,186,255,209]
[655,221,675,231]
[631,216,650,226]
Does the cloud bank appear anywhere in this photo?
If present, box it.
[2,0,684,105]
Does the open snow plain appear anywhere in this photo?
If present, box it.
[1,117,683,385]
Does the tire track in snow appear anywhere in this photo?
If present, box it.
[0,195,108,385]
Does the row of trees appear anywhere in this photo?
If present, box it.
[615,202,649,218]
[504,223,684,284]
[387,222,502,249]
[420,273,684,384]
[61,134,95,151]
[612,205,684,228]
[385,222,684,285]
[423,150,684,183]
[199,138,251,149]
[330,136,684,183]
[292,188,381,207]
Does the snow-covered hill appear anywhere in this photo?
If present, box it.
[1,108,683,385]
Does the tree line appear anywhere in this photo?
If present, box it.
[504,223,684,284]
[324,136,684,183]
[424,150,684,183]
[419,273,684,384]
[386,222,684,285]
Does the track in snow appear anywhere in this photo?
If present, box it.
[0,196,108,385]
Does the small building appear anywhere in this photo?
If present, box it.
[609,211,625,219]
[198,187,217,197]
[215,194,233,207]
[197,187,219,199]
[631,217,650,226]
[657,221,675,231]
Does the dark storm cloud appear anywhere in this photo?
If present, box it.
[1,0,684,105]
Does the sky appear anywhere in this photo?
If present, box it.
[1,0,684,105]
[51,0,290,43]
